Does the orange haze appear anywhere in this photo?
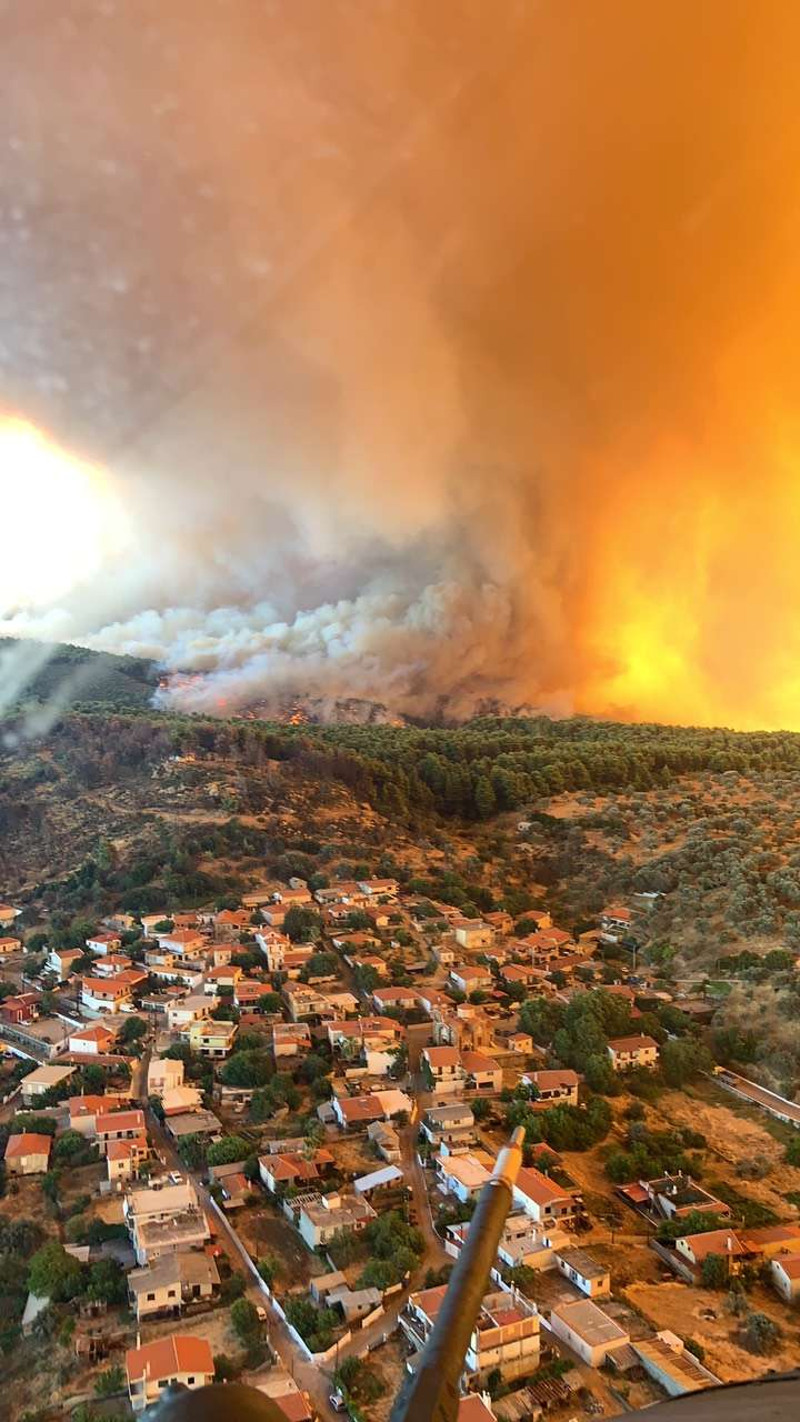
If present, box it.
[4,4,800,729]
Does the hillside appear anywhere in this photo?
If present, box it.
[1,637,158,711]
[4,707,800,967]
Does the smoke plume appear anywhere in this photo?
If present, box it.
[3,2,800,727]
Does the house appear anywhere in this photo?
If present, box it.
[331,1088,411,1129]
[402,1284,539,1383]
[454,920,495,951]
[512,1167,580,1226]
[124,1181,210,1266]
[297,1192,376,1250]
[95,1108,147,1155]
[422,1046,465,1093]
[81,975,134,1015]
[68,1093,127,1136]
[68,1022,117,1055]
[213,909,251,936]
[607,1035,659,1071]
[203,965,242,994]
[21,1063,76,1105]
[127,1252,220,1321]
[422,1102,476,1148]
[447,1211,568,1273]
[0,993,39,1025]
[272,1022,312,1059]
[283,982,330,1020]
[771,1255,800,1301]
[555,1247,610,1298]
[449,965,493,995]
[157,930,208,958]
[739,1223,800,1259]
[638,1174,731,1222]
[126,1334,214,1413]
[505,1031,533,1055]
[632,1335,721,1396]
[436,1151,493,1203]
[371,986,418,1013]
[434,943,456,967]
[46,945,84,980]
[0,936,21,957]
[353,1163,404,1197]
[259,1149,335,1195]
[255,931,294,972]
[358,878,399,901]
[549,1299,630,1368]
[461,1050,502,1093]
[235,978,279,1010]
[675,1228,748,1274]
[183,1017,238,1057]
[367,1119,401,1163]
[107,1135,149,1184]
[4,1132,51,1175]
[500,963,541,988]
[0,904,22,928]
[599,907,633,942]
[161,1085,204,1117]
[91,953,134,978]
[165,1109,223,1142]
[523,1069,580,1107]
[167,994,213,1029]
[86,931,122,955]
[148,1056,185,1095]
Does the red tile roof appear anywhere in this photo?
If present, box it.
[5,1132,51,1160]
[126,1334,214,1384]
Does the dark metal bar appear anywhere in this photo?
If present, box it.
[390,1127,525,1422]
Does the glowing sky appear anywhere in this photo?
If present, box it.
[3,2,800,728]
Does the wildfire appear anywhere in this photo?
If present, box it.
[574,442,800,731]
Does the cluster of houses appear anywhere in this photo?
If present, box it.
[1,872,795,1421]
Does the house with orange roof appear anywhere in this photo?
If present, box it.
[126,1334,214,1413]
[86,930,122,955]
[512,1166,581,1226]
[96,1108,147,1154]
[107,1134,148,1184]
[259,1148,335,1195]
[607,1034,659,1071]
[4,1132,51,1175]
[68,1021,118,1055]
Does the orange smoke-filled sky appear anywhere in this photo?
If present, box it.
[3,2,800,728]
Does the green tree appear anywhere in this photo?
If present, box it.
[207,1135,252,1167]
[28,1241,83,1302]
[94,1363,125,1397]
[284,906,323,943]
[230,1296,261,1349]
[86,1258,127,1306]
[700,1253,730,1290]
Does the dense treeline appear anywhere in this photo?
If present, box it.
[15,708,800,824]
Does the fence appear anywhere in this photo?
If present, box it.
[206,1194,353,1366]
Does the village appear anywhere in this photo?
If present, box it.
[1,875,800,1422]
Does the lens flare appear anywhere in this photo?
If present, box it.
[0,418,127,615]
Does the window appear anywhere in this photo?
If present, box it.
[147,1292,155,1301]
[187,1377,195,1385]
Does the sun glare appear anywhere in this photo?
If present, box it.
[0,418,125,614]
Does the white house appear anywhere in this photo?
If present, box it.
[549,1299,630,1367]
[297,1192,375,1250]
[523,1069,580,1107]
[554,1247,611,1298]
[148,1056,185,1095]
